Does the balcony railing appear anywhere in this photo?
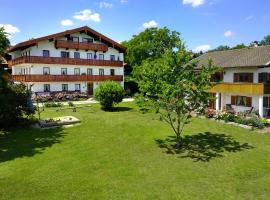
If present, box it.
[55,40,109,52]
[8,56,123,67]
[12,75,123,82]
[210,82,270,95]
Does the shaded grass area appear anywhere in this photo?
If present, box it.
[0,102,270,200]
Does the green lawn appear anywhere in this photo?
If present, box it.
[1,102,270,200]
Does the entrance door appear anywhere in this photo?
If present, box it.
[87,82,93,95]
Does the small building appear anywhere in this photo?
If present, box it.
[7,26,126,95]
[194,45,270,118]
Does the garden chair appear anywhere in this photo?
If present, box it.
[226,104,236,114]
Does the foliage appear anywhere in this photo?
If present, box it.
[135,49,220,147]
[260,34,270,46]
[122,27,184,68]
[94,81,124,110]
[68,101,74,107]
[0,83,35,127]
[209,45,231,52]
[44,102,63,108]
[232,43,248,49]
[0,27,10,59]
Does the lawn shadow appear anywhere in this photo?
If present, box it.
[109,106,133,112]
[0,127,66,163]
[155,132,253,162]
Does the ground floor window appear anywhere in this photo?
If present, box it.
[264,97,270,107]
[62,84,68,91]
[231,96,252,107]
[75,84,81,92]
[44,84,50,92]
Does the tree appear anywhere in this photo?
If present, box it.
[0,27,10,58]
[209,45,230,52]
[232,43,247,49]
[260,34,270,46]
[122,27,184,68]
[94,81,124,110]
[134,50,219,147]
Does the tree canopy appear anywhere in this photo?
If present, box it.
[0,27,10,60]
[260,34,270,45]
[122,27,184,67]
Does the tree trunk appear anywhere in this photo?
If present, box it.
[175,133,182,149]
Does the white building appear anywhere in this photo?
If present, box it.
[195,45,270,118]
[8,26,125,95]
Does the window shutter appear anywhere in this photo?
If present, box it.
[246,97,252,107]
[231,96,236,105]
[233,73,238,82]
[248,73,254,83]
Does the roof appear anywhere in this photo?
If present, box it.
[8,26,126,53]
[193,45,270,68]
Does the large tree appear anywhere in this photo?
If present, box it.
[260,34,270,46]
[134,49,219,147]
[122,27,184,68]
[0,27,10,59]
[209,45,230,52]
[232,43,247,49]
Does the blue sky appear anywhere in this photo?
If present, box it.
[1,0,270,52]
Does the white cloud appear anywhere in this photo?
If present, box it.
[142,20,158,29]
[73,9,101,22]
[0,24,20,39]
[182,0,205,7]
[99,2,113,8]
[61,19,73,26]
[224,30,234,37]
[120,0,128,3]
[193,44,211,53]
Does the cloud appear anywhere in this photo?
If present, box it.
[224,30,234,37]
[73,9,101,22]
[245,15,254,21]
[193,44,211,53]
[120,0,128,3]
[99,2,113,8]
[61,19,73,26]
[0,24,20,38]
[182,0,205,7]
[142,20,158,29]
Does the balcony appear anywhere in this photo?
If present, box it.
[210,82,270,95]
[8,56,123,67]
[12,75,123,82]
[55,40,109,52]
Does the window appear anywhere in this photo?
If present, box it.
[99,69,104,76]
[87,68,93,75]
[43,67,50,75]
[72,37,79,42]
[44,84,50,92]
[82,38,93,43]
[61,51,69,58]
[99,54,104,60]
[110,69,115,76]
[61,68,67,75]
[231,96,252,107]
[74,68,80,75]
[62,84,68,91]
[259,73,270,83]
[233,73,253,83]
[110,55,115,61]
[264,97,270,107]
[87,53,92,59]
[74,52,80,59]
[43,50,50,57]
[75,84,81,92]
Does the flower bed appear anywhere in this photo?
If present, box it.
[33,92,88,102]
[205,108,269,129]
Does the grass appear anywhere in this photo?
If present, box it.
[1,102,270,200]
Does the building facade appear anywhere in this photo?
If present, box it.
[195,46,270,118]
[8,26,125,95]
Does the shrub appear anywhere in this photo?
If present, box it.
[94,81,124,110]
[68,101,74,107]
[44,102,63,108]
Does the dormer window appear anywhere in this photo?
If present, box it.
[99,54,104,60]
[110,55,115,61]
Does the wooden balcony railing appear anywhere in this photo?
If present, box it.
[12,75,123,82]
[8,56,123,67]
[55,40,109,52]
[210,82,270,95]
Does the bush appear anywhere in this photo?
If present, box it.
[94,81,124,110]
[0,83,35,127]
[44,102,63,108]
